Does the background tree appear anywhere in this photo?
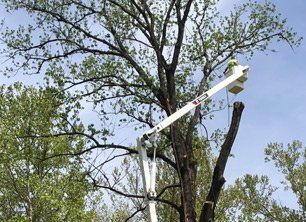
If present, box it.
[220,140,306,222]
[0,0,301,221]
[0,83,98,222]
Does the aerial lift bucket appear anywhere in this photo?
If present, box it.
[225,65,249,94]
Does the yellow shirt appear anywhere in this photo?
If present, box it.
[228,58,238,69]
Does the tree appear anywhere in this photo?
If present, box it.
[0,83,97,222]
[0,0,301,221]
[219,140,306,222]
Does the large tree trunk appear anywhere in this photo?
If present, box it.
[200,102,245,222]
[171,122,197,222]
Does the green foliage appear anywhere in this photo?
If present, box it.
[0,0,301,147]
[265,141,306,217]
[0,1,301,131]
[0,0,303,221]
[219,141,305,222]
[0,84,97,222]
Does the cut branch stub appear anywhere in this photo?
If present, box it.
[200,101,245,222]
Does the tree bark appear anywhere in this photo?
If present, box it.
[171,121,197,222]
[200,102,245,222]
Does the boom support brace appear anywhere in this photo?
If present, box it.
[137,65,249,222]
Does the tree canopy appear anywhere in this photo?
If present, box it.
[0,0,303,221]
[0,83,98,221]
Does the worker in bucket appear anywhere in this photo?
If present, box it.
[228,56,238,69]
[224,55,238,74]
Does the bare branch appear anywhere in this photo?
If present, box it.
[200,102,245,222]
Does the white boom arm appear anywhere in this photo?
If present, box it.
[141,65,249,141]
[137,65,249,222]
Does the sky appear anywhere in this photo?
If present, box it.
[1,0,305,210]
[212,0,306,208]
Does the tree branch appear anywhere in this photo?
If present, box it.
[200,101,245,222]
